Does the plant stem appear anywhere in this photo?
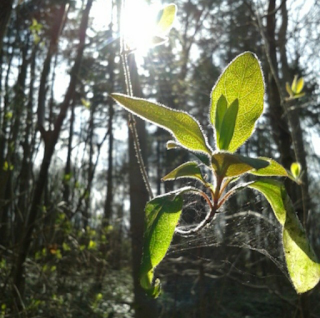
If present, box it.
[120,3,153,199]
[175,189,215,236]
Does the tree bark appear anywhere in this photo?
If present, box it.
[264,1,311,317]
[0,0,14,53]
[104,19,115,224]
[0,38,29,247]
[278,0,310,225]
[37,3,67,128]
[128,55,158,318]
[265,0,294,170]
[15,45,37,244]
[63,99,75,206]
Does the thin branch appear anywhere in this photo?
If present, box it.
[175,190,215,236]
[120,0,153,199]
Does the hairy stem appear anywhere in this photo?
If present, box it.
[120,3,153,199]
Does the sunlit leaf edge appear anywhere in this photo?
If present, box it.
[209,52,265,152]
[112,93,213,157]
[140,186,201,297]
[162,161,206,184]
[156,3,177,35]
[250,157,288,177]
[211,151,269,177]
[248,179,320,293]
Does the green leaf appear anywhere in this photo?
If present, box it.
[211,152,269,178]
[192,152,211,167]
[166,141,211,167]
[290,162,301,179]
[291,75,298,93]
[140,188,187,297]
[5,112,12,120]
[286,82,293,97]
[112,94,212,156]
[210,52,264,152]
[29,18,42,32]
[250,158,288,177]
[218,99,239,150]
[166,140,180,149]
[248,179,320,293]
[162,161,205,184]
[296,77,304,94]
[215,95,228,142]
[155,3,177,35]
[293,92,305,99]
[81,98,91,109]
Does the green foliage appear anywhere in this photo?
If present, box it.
[81,98,91,109]
[250,158,288,177]
[29,18,42,44]
[286,76,305,99]
[210,52,264,152]
[249,179,320,293]
[111,94,212,156]
[2,161,13,171]
[290,162,301,180]
[113,51,319,297]
[140,189,184,297]
[156,3,177,35]
[211,152,269,178]
[150,3,177,47]
[217,99,239,150]
[162,161,206,184]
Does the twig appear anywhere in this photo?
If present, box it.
[120,0,154,199]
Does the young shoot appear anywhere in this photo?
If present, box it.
[112,51,320,298]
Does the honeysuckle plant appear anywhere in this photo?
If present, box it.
[112,51,320,298]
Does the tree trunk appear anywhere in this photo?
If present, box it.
[0,0,14,53]
[264,1,311,317]
[104,21,115,225]
[63,99,75,206]
[278,0,310,226]
[0,38,29,247]
[265,0,294,170]
[37,3,67,128]
[15,46,37,244]
[127,55,158,318]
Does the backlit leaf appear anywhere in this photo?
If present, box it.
[290,162,301,179]
[291,75,298,93]
[250,158,288,177]
[140,188,190,297]
[215,95,227,142]
[162,161,205,184]
[286,82,293,97]
[210,52,264,152]
[211,152,269,177]
[155,3,177,35]
[296,77,304,94]
[112,94,212,156]
[218,99,238,150]
[249,179,320,293]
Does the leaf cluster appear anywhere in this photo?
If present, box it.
[112,4,319,299]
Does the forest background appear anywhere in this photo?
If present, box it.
[0,0,320,317]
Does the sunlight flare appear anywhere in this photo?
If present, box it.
[121,1,160,55]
